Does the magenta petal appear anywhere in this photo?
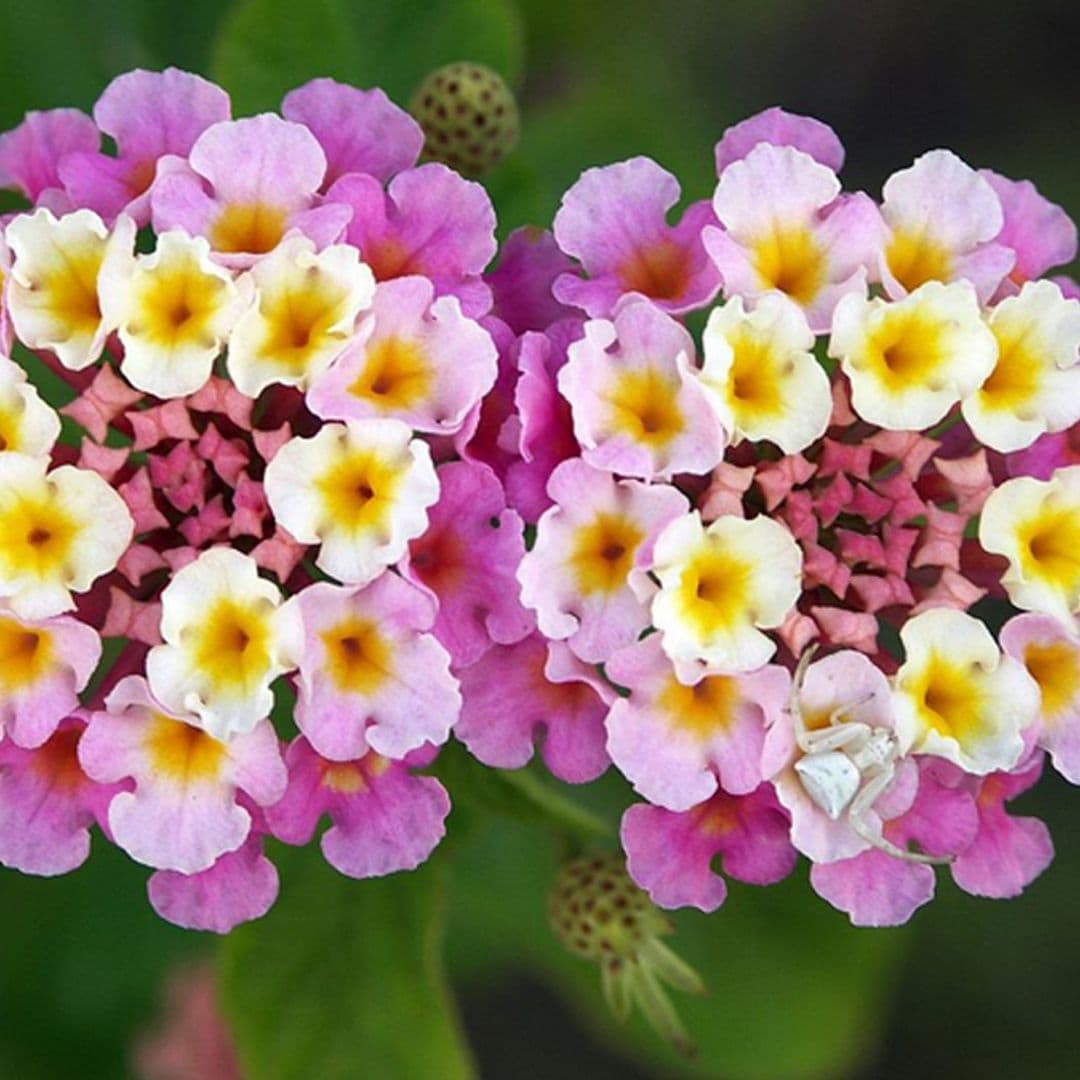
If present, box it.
[455,634,613,783]
[504,322,583,523]
[266,737,450,878]
[330,164,496,316]
[148,830,278,933]
[282,78,423,187]
[553,157,721,316]
[487,226,578,333]
[622,787,796,914]
[810,849,936,927]
[95,67,231,162]
[321,764,450,879]
[981,169,1078,285]
[622,801,729,913]
[950,759,1054,898]
[714,106,846,174]
[401,460,533,667]
[0,108,99,201]
[0,719,120,876]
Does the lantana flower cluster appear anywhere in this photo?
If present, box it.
[0,71,1077,936]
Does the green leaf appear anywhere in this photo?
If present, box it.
[445,819,908,1080]
[211,0,523,117]
[218,845,475,1080]
[0,840,208,1079]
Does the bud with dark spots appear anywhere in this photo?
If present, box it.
[409,62,520,178]
[548,853,704,1057]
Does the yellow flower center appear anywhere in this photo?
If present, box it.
[752,225,825,306]
[606,367,684,448]
[0,618,53,690]
[675,542,753,639]
[657,672,740,740]
[146,713,228,783]
[209,202,287,255]
[568,512,644,595]
[725,329,789,425]
[320,617,393,694]
[858,307,948,393]
[0,494,79,581]
[348,336,433,410]
[886,229,953,293]
[257,270,355,377]
[131,255,229,347]
[189,597,273,694]
[1018,506,1080,596]
[907,654,987,744]
[316,449,403,534]
[976,322,1043,412]
[1024,640,1080,719]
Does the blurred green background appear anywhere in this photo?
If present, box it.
[1,1,1078,1077]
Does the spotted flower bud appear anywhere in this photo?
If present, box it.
[548,853,703,1057]
[409,62,519,177]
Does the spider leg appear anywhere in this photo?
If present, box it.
[849,767,953,866]
[798,722,867,756]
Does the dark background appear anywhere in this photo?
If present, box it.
[0,1,1077,1077]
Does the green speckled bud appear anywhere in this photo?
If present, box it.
[409,62,520,178]
[548,854,704,1057]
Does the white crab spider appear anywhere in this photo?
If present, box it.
[787,650,950,866]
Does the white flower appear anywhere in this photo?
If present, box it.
[978,466,1080,625]
[0,453,134,618]
[99,229,248,398]
[892,608,1037,774]
[5,208,135,370]
[147,548,292,739]
[829,280,997,431]
[0,355,61,458]
[961,280,1080,452]
[264,419,439,585]
[227,234,375,397]
[651,510,802,676]
[699,292,831,453]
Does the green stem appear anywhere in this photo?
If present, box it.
[497,767,615,842]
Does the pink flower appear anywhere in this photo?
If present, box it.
[59,68,231,224]
[558,299,725,480]
[552,157,721,317]
[878,150,1013,302]
[151,114,351,265]
[455,634,613,783]
[606,635,788,810]
[147,806,279,934]
[517,458,687,663]
[487,226,576,333]
[266,737,450,878]
[705,143,884,331]
[282,77,423,188]
[0,108,98,203]
[950,754,1054,899]
[307,275,497,435]
[0,607,101,748]
[0,716,122,875]
[327,163,496,316]
[714,106,845,174]
[503,321,582,523]
[1001,613,1080,782]
[401,461,533,667]
[79,677,286,873]
[282,575,460,763]
[621,786,797,913]
[981,169,1078,292]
